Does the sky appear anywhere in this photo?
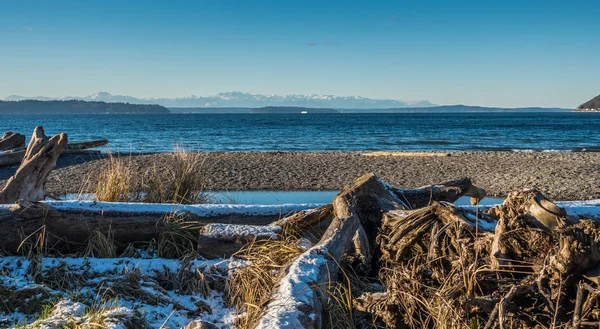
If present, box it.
[0,0,599,108]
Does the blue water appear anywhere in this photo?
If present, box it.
[1,113,599,152]
[204,191,503,206]
[63,191,503,206]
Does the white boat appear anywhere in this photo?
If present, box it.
[301,111,308,114]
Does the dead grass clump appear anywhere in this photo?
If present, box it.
[142,149,207,204]
[84,228,117,258]
[0,285,54,315]
[97,268,172,306]
[95,154,140,202]
[42,261,81,290]
[94,150,207,204]
[226,236,304,328]
[175,263,211,297]
[157,213,202,259]
[322,278,357,329]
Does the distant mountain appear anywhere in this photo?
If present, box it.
[576,95,600,112]
[170,105,570,114]
[0,100,169,114]
[251,106,339,114]
[4,91,434,109]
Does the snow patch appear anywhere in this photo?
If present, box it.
[255,240,332,328]
[11,200,324,218]
[202,223,281,239]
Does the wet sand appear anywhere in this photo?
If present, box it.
[1,151,599,201]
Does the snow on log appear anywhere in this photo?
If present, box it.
[255,173,407,329]
[0,201,322,254]
[0,127,67,204]
[197,223,282,258]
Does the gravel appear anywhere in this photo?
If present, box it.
[1,151,599,201]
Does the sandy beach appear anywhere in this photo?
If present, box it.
[1,151,598,201]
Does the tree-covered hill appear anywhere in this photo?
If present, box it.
[577,95,600,111]
[0,100,170,114]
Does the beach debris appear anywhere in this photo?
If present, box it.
[65,138,108,150]
[0,134,107,167]
[254,173,407,328]
[392,177,487,208]
[0,131,25,151]
[361,151,451,157]
[0,201,318,256]
[4,170,600,328]
[0,126,67,204]
[369,189,600,329]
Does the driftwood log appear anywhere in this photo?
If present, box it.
[0,174,488,260]
[195,176,490,262]
[0,127,68,204]
[197,223,283,259]
[0,132,26,151]
[65,139,108,150]
[0,202,315,255]
[255,173,407,328]
[0,138,107,167]
[392,177,487,208]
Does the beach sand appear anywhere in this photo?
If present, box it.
[1,151,599,201]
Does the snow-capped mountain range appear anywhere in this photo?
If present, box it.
[3,91,434,109]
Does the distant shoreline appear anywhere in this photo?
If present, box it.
[0,98,573,114]
[169,105,572,114]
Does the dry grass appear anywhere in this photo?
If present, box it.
[95,149,207,204]
[226,235,304,328]
[95,154,139,202]
[322,276,357,329]
[84,228,117,258]
[143,149,207,204]
[98,268,172,307]
[157,213,202,259]
[175,263,211,297]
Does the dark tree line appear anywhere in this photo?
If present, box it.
[0,100,170,114]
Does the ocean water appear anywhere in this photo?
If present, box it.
[1,112,599,152]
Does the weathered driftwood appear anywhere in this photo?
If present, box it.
[374,188,600,328]
[392,177,487,208]
[0,132,25,151]
[0,149,27,166]
[378,202,496,263]
[66,139,108,150]
[0,127,68,204]
[196,176,488,262]
[0,202,316,255]
[255,173,406,329]
[0,138,107,166]
[275,203,334,243]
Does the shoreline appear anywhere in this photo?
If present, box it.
[1,150,599,201]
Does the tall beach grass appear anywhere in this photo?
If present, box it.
[94,149,207,204]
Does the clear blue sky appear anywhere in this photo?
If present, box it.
[1,0,598,107]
